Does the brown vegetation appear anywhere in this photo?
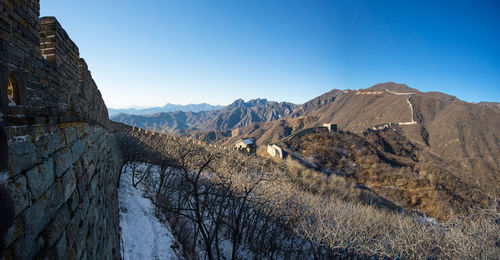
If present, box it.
[284,130,492,220]
[117,130,500,259]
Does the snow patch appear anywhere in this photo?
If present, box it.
[119,171,180,259]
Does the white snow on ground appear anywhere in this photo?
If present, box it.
[119,170,180,260]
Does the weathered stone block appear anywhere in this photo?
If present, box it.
[86,162,96,182]
[62,167,76,201]
[72,160,83,179]
[34,133,60,159]
[68,184,80,212]
[65,127,77,144]
[53,177,66,200]
[79,250,87,260]
[25,158,54,200]
[53,147,72,177]
[45,204,69,247]
[71,138,84,162]
[57,130,68,146]
[77,215,89,249]
[81,149,92,168]
[47,232,67,259]
[65,210,80,249]
[5,213,25,248]
[8,140,36,176]
[89,172,98,194]
[78,191,90,219]
[8,175,31,215]
[8,232,45,260]
[22,193,49,236]
[86,224,99,258]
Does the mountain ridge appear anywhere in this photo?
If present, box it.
[111,98,297,133]
[112,82,499,219]
[108,102,223,117]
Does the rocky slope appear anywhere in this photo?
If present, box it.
[289,89,344,118]
[280,128,490,219]
[222,83,499,218]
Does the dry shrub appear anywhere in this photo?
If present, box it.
[119,130,500,259]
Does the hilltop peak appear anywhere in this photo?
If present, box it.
[228,98,268,108]
[365,82,419,93]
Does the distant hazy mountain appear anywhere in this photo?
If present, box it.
[111,98,297,134]
[108,103,223,117]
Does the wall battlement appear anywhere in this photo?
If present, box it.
[0,1,122,259]
[1,1,109,128]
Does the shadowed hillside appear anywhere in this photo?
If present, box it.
[280,129,490,219]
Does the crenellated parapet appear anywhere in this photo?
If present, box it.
[0,1,109,128]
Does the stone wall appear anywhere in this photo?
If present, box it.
[4,122,122,259]
[0,0,123,259]
[267,144,284,159]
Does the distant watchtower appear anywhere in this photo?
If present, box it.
[235,138,256,154]
[322,123,337,132]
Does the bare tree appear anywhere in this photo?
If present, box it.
[117,130,500,259]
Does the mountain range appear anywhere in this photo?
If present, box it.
[112,83,500,175]
[112,82,499,219]
[111,98,296,134]
[108,103,223,117]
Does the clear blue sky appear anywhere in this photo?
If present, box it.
[40,0,500,108]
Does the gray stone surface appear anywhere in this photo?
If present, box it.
[8,175,31,215]
[8,141,37,176]
[71,138,84,162]
[10,232,45,260]
[45,204,70,247]
[25,158,54,199]
[7,125,123,259]
[1,1,123,258]
[62,167,76,201]
[53,147,72,177]
[49,232,67,259]
[35,133,61,159]
[22,194,49,236]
